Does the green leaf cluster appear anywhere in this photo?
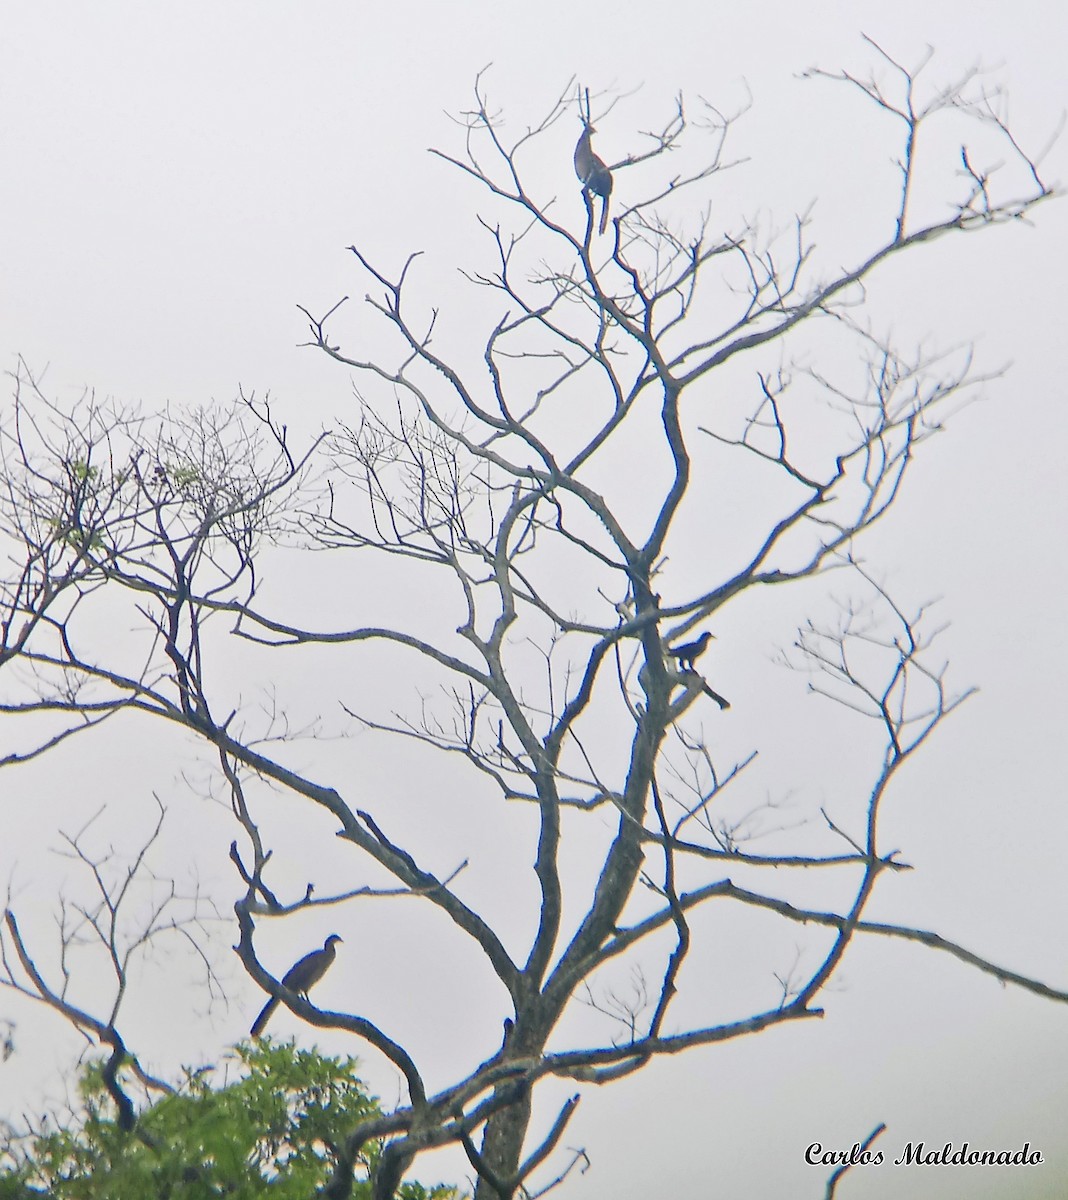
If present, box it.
[0,1041,461,1200]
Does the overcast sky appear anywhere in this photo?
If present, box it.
[2,3,1067,1198]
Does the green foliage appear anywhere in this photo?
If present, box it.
[0,1041,462,1199]
[45,518,107,552]
[67,459,100,485]
[166,463,201,490]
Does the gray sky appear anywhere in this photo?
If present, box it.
[2,3,1067,1197]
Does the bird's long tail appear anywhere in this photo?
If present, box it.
[250,995,278,1037]
[599,196,609,235]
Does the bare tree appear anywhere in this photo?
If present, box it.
[0,43,1061,1200]
[1,802,214,1138]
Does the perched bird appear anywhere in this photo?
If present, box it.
[250,934,342,1037]
[669,631,714,671]
[573,123,613,235]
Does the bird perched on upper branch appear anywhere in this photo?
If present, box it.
[668,631,714,670]
[574,123,613,235]
[250,934,342,1037]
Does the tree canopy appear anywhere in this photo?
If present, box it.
[0,1042,458,1199]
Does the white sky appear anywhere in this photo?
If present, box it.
[2,3,1067,1198]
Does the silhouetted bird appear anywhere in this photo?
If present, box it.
[574,124,613,235]
[250,934,342,1037]
[669,631,714,670]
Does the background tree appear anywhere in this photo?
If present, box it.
[0,43,1062,1200]
[0,1041,459,1200]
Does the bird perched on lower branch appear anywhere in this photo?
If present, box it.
[250,934,342,1037]
[669,630,714,670]
[574,123,612,235]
